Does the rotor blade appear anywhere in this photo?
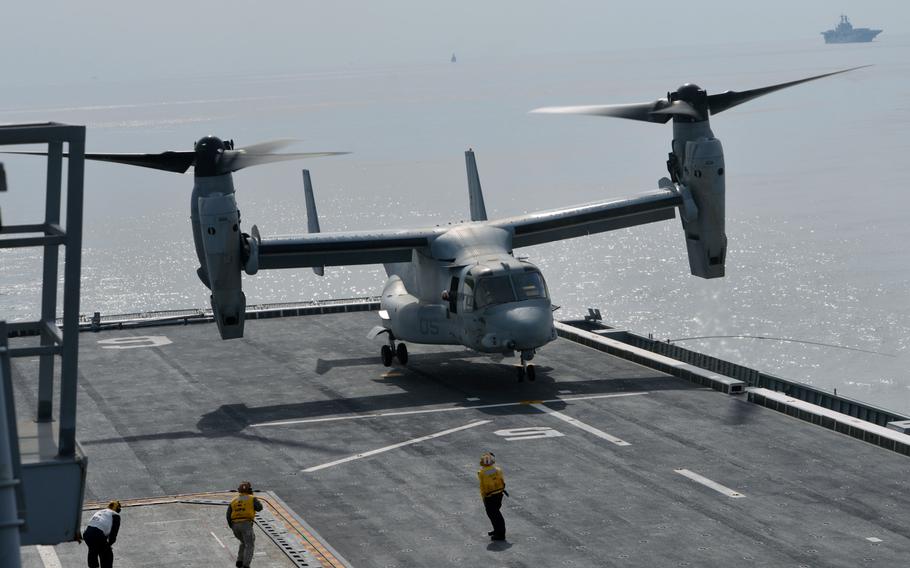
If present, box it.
[648,100,701,119]
[235,138,301,154]
[220,151,350,173]
[530,101,672,123]
[708,65,871,115]
[2,150,195,173]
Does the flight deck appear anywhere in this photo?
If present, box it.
[13,309,910,567]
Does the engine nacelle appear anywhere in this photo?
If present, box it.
[679,137,726,278]
[198,193,246,339]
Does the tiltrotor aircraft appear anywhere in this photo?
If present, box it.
[6,66,864,380]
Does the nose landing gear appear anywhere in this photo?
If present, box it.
[380,334,408,367]
[516,349,536,382]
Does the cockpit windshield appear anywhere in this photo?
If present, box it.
[474,276,515,309]
[513,271,548,301]
[473,270,549,309]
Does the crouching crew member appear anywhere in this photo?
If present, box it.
[227,481,263,568]
[477,452,507,541]
[82,500,122,568]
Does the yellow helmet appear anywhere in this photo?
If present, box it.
[108,500,122,513]
[480,452,495,466]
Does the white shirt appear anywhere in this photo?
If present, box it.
[87,509,119,536]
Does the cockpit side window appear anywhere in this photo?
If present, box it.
[448,276,459,313]
[513,270,549,301]
[474,275,516,309]
[463,277,475,312]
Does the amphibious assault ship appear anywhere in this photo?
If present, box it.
[822,15,882,44]
[6,120,910,567]
[11,301,910,567]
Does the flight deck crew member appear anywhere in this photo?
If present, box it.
[227,481,263,568]
[477,452,507,541]
[82,500,122,568]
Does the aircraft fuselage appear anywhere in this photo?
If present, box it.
[380,224,556,357]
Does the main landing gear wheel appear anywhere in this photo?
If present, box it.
[380,335,408,367]
[396,343,409,365]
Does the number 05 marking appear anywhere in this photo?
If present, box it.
[493,426,565,441]
[418,319,439,335]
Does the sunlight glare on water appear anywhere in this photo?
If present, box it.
[1,37,908,412]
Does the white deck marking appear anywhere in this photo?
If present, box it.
[466,397,480,401]
[675,469,745,498]
[494,426,565,441]
[211,531,226,548]
[97,335,172,349]
[302,420,491,472]
[145,517,196,525]
[866,537,883,543]
[36,546,63,568]
[251,391,648,428]
[529,403,631,446]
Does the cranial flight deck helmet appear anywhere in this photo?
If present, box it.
[480,452,496,466]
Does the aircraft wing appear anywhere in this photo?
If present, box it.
[258,228,443,269]
[257,190,682,268]
[490,189,682,248]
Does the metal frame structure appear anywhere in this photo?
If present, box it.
[0,122,88,560]
[1,322,23,568]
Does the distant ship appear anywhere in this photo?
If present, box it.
[822,15,882,44]
[451,53,457,63]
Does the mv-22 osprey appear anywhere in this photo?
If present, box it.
[7,67,864,380]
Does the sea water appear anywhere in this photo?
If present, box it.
[2,37,908,412]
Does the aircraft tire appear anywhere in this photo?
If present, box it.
[527,365,536,382]
[516,366,524,382]
[381,345,393,367]
[396,343,409,365]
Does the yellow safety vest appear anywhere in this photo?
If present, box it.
[477,465,505,498]
[230,494,256,522]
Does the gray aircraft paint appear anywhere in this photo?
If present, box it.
[302,169,325,277]
[247,150,686,368]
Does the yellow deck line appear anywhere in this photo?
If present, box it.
[85,491,346,567]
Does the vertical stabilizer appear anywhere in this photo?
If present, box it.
[303,169,325,276]
[464,149,488,221]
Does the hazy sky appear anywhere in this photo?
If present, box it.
[3,0,906,86]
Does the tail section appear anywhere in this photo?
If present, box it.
[464,149,488,222]
[302,169,325,276]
